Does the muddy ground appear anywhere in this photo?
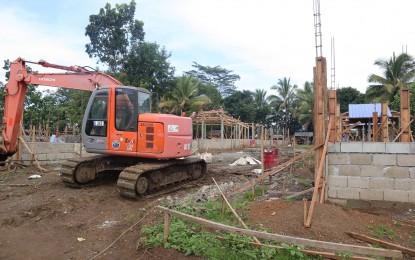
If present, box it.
[0,147,415,259]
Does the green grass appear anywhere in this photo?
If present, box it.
[369,224,396,239]
[140,194,320,259]
[0,170,26,182]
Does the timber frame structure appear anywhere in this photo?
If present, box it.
[192,109,263,150]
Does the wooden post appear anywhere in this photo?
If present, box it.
[372,111,378,142]
[163,213,170,244]
[400,88,410,142]
[313,57,327,177]
[336,104,341,142]
[303,198,307,226]
[381,102,389,142]
[328,90,337,143]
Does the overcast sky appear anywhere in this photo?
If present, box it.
[1,0,415,95]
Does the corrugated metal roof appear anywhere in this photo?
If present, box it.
[349,103,392,118]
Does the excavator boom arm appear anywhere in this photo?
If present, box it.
[0,57,123,161]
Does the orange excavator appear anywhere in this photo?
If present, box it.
[0,57,206,198]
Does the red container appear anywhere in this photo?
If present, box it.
[264,148,279,170]
[249,139,256,147]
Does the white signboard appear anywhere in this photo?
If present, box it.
[167,125,179,133]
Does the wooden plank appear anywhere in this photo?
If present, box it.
[346,232,415,257]
[328,90,337,143]
[305,118,333,227]
[284,186,316,199]
[216,236,375,260]
[341,121,361,135]
[381,102,389,142]
[372,111,378,142]
[157,206,402,258]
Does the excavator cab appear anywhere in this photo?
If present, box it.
[82,86,151,154]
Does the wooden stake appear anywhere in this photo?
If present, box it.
[319,180,325,203]
[212,177,261,244]
[18,137,48,172]
[303,198,307,226]
[163,213,170,244]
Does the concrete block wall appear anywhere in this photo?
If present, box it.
[19,142,89,166]
[327,142,415,206]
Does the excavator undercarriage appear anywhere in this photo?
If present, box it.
[60,155,207,199]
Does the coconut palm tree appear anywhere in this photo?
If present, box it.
[159,75,211,115]
[268,77,298,133]
[295,81,314,130]
[367,52,415,103]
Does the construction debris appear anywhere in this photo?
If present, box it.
[229,156,261,166]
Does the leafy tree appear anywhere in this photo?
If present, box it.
[85,0,145,73]
[119,41,176,110]
[223,90,255,123]
[197,83,223,110]
[268,77,298,134]
[367,52,415,103]
[253,89,270,125]
[390,83,415,113]
[159,76,211,115]
[185,62,240,97]
[53,89,91,126]
[295,81,314,131]
[337,86,366,113]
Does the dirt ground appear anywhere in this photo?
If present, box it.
[1,148,415,259]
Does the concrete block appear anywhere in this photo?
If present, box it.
[337,188,361,199]
[373,154,396,166]
[360,166,385,177]
[397,155,415,167]
[360,189,384,201]
[328,153,350,165]
[369,178,394,189]
[328,176,348,187]
[348,177,370,188]
[327,165,339,176]
[384,190,409,202]
[384,167,409,179]
[46,154,57,160]
[327,142,341,153]
[394,179,415,190]
[362,142,386,153]
[327,188,337,198]
[410,143,415,153]
[36,154,47,161]
[386,143,410,154]
[410,168,415,179]
[341,142,363,153]
[338,165,361,176]
[350,154,372,165]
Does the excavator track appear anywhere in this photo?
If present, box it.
[60,155,207,199]
[117,157,207,199]
[60,155,116,188]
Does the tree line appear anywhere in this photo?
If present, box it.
[1,0,415,136]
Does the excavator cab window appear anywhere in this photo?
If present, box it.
[116,88,138,132]
[85,90,108,137]
[138,92,151,113]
